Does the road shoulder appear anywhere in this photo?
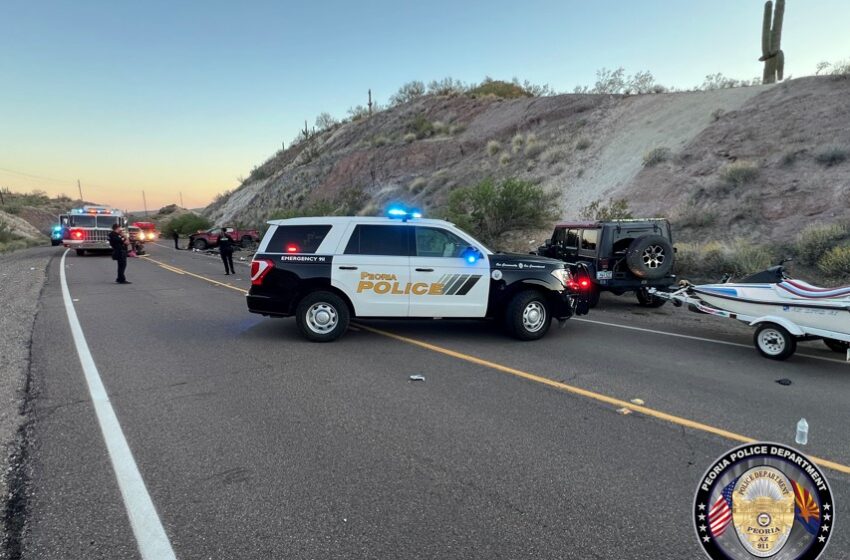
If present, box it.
[0,247,53,557]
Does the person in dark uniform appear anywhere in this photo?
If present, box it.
[219,228,235,275]
[108,223,131,284]
[172,229,180,250]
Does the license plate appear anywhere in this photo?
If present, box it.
[596,271,613,280]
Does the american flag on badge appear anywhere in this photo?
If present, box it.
[709,477,739,537]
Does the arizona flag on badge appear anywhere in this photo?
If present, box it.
[791,479,821,535]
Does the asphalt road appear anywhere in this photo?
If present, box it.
[20,244,850,559]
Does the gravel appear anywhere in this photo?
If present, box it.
[0,247,52,555]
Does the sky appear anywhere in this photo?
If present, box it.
[1,0,848,211]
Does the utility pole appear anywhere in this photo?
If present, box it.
[368,89,373,115]
[179,191,184,207]
[142,190,148,217]
[77,179,83,201]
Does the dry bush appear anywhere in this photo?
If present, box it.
[524,137,545,158]
[499,153,511,166]
[642,147,671,167]
[541,147,567,165]
[675,240,774,280]
[409,177,428,193]
[511,134,524,153]
[813,146,849,167]
[721,161,759,187]
[795,223,847,266]
[486,140,502,156]
[575,137,591,150]
[403,132,417,143]
[818,245,850,279]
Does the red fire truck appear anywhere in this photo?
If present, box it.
[62,206,128,256]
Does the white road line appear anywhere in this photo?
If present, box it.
[59,250,177,560]
[574,317,845,365]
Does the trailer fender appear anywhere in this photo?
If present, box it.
[748,316,806,336]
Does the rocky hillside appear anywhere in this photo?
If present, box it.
[207,76,850,247]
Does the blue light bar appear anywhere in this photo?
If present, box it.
[387,206,423,222]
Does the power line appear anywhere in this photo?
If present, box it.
[0,165,120,192]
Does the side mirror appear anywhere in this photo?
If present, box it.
[544,238,552,247]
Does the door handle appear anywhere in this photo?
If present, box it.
[338,266,358,270]
[415,268,434,272]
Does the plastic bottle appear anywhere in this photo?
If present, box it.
[795,418,809,445]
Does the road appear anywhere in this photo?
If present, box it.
[19,243,850,559]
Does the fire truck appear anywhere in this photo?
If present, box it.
[62,206,128,255]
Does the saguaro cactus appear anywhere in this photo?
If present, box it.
[760,0,785,84]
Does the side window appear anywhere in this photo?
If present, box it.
[414,227,468,258]
[344,225,411,256]
[267,225,331,253]
[581,229,598,251]
[208,228,222,236]
[565,229,580,249]
[551,228,566,246]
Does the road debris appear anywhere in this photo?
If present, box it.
[796,418,808,445]
[775,378,792,386]
[629,398,645,406]
[408,375,425,382]
[616,407,632,415]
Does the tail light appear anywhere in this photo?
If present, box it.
[250,259,274,286]
[70,229,85,240]
[599,258,610,270]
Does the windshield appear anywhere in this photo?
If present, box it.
[69,215,96,227]
[97,215,122,229]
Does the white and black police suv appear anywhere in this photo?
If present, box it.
[247,208,589,342]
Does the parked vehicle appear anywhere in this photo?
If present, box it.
[188,227,259,251]
[62,206,127,255]
[131,221,159,241]
[247,209,590,342]
[536,219,676,308]
[127,226,148,255]
[655,261,850,361]
[50,221,65,246]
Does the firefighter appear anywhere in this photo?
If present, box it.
[172,229,180,250]
[108,224,131,284]
[219,228,235,275]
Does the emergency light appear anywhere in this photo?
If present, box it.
[386,206,422,222]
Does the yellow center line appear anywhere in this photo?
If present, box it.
[144,256,248,294]
[147,257,850,476]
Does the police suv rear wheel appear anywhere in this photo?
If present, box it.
[505,291,551,340]
[296,291,350,342]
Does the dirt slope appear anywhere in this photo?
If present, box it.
[207,76,849,245]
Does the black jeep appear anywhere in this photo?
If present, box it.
[536,219,675,307]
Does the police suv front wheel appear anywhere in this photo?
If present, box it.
[505,291,551,340]
[295,291,350,342]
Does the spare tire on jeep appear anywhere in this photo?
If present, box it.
[625,235,673,279]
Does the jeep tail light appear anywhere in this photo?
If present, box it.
[599,258,609,270]
[70,229,85,240]
[250,258,274,286]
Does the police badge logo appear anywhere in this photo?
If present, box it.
[694,442,835,560]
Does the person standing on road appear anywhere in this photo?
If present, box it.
[108,223,131,284]
[172,229,180,250]
[219,228,235,275]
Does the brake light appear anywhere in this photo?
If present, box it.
[70,229,85,240]
[286,244,299,253]
[579,279,590,289]
[250,259,274,286]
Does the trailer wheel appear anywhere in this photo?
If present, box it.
[635,287,667,308]
[754,323,796,360]
[823,338,850,353]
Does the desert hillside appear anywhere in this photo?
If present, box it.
[206,76,849,250]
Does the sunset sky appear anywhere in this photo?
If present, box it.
[1,0,848,210]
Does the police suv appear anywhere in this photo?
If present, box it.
[247,210,588,342]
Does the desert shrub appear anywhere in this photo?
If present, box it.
[721,161,759,187]
[711,108,725,121]
[432,121,448,135]
[371,135,390,147]
[0,220,19,243]
[409,177,428,193]
[163,214,212,236]
[700,73,758,90]
[579,198,633,221]
[541,147,566,165]
[818,245,850,279]
[642,147,671,167]
[780,151,799,167]
[499,153,511,166]
[468,78,532,99]
[315,112,337,130]
[511,133,524,153]
[675,240,774,279]
[443,178,557,246]
[427,77,466,96]
[795,223,847,266]
[449,124,465,135]
[347,105,371,121]
[813,146,849,167]
[390,81,426,106]
[407,114,435,139]
[403,132,417,143]
[524,139,545,158]
[673,202,717,228]
[486,140,502,156]
[575,137,591,150]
